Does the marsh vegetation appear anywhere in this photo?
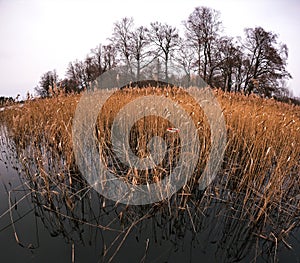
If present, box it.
[1,87,300,262]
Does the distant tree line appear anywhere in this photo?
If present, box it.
[0,96,14,107]
[35,6,294,99]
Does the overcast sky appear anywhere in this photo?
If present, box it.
[1,0,299,98]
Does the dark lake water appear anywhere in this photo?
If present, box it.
[1,128,300,263]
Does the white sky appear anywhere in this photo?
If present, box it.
[0,0,300,98]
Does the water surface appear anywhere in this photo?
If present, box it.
[1,128,300,263]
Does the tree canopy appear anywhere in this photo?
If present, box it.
[35,6,292,99]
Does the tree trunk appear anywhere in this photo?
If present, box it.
[165,54,169,81]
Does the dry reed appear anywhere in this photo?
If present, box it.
[1,87,300,257]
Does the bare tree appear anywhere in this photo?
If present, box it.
[65,44,117,92]
[184,6,222,84]
[90,44,117,78]
[175,37,196,85]
[149,22,179,81]
[130,26,154,80]
[102,44,118,70]
[58,78,78,94]
[90,44,106,77]
[216,37,244,92]
[242,27,291,96]
[35,70,59,97]
[111,17,134,76]
[66,60,88,90]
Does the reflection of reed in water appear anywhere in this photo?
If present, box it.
[1,142,298,262]
[1,88,300,262]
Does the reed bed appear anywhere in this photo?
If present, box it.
[1,87,300,260]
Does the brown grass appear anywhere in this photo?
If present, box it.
[1,87,300,247]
